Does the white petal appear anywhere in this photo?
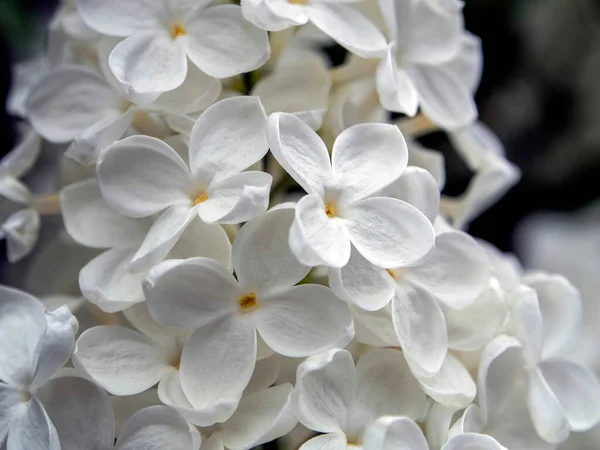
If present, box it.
[38,376,115,450]
[352,304,398,347]
[376,48,419,116]
[110,32,188,95]
[0,177,30,204]
[0,383,26,442]
[72,326,169,396]
[233,205,309,294]
[97,135,192,218]
[60,179,148,248]
[196,171,272,224]
[7,396,60,450]
[245,354,281,394]
[416,353,476,408]
[75,0,163,36]
[128,205,197,272]
[79,247,145,313]
[540,359,600,432]
[328,248,395,311]
[221,384,297,450]
[144,257,238,329]
[256,284,353,357]
[290,195,351,268]
[26,66,121,143]
[0,286,46,386]
[188,96,268,180]
[427,403,457,450]
[292,348,354,434]
[184,5,270,79]
[267,112,332,197]
[407,64,477,131]
[526,367,570,444]
[116,405,200,450]
[168,218,232,267]
[299,433,347,450]
[363,416,428,450]
[448,404,485,437]
[348,348,426,435]
[344,197,435,268]
[391,284,447,377]
[506,285,543,366]
[2,209,40,263]
[522,273,582,359]
[332,123,407,203]
[407,231,489,309]
[241,0,309,31]
[308,3,387,58]
[444,32,483,94]
[407,139,446,189]
[0,126,41,178]
[381,166,440,224]
[442,433,507,450]
[179,316,256,420]
[29,306,78,390]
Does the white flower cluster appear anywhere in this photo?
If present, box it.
[0,0,597,449]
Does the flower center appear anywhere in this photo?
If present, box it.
[238,292,259,313]
[386,268,405,281]
[325,204,335,218]
[193,193,208,205]
[288,0,308,4]
[171,23,186,38]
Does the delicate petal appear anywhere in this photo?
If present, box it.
[245,354,281,394]
[97,135,192,218]
[241,0,309,31]
[540,359,600,432]
[407,139,446,189]
[332,123,408,203]
[2,209,40,263]
[79,247,145,313]
[407,64,477,131]
[188,96,268,180]
[376,48,419,116]
[184,5,270,79]
[448,404,485,437]
[526,367,570,444]
[522,273,582,359]
[25,66,121,143]
[144,257,238,329]
[363,416,428,450]
[72,326,169,396]
[29,306,78,390]
[116,405,200,450]
[197,171,272,224]
[290,195,351,268]
[344,197,435,268]
[308,3,387,59]
[416,353,476,408]
[128,205,197,273]
[179,316,256,420]
[110,32,188,95]
[292,348,355,434]
[506,285,543,366]
[267,112,332,197]
[0,127,41,178]
[391,284,447,377]
[299,433,347,450]
[38,376,115,450]
[381,166,440,224]
[233,205,309,293]
[444,32,483,94]
[256,284,353,357]
[352,304,398,347]
[221,384,297,450]
[0,286,46,386]
[328,248,395,311]
[168,218,232,267]
[0,177,30,204]
[348,349,426,435]
[0,383,26,442]
[60,179,148,249]
[75,0,163,36]
[407,231,489,309]
[7,396,60,450]
[442,433,507,450]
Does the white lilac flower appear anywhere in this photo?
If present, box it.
[268,112,435,269]
[292,348,427,449]
[0,286,78,450]
[39,375,201,450]
[241,0,387,59]
[96,96,270,273]
[60,178,231,312]
[143,205,353,425]
[76,0,269,96]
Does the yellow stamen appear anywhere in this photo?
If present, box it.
[193,193,208,205]
[386,268,404,280]
[238,293,259,312]
[325,204,335,218]
[172,24,186,38]
[289,0,308,4]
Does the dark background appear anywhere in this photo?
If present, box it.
[2,0,600,257]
